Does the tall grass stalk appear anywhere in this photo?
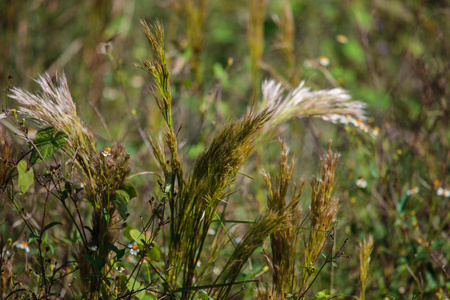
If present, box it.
[359,235,374,300]
[248,0,268,103]
[257,140,305,299]
[300,142,340,294]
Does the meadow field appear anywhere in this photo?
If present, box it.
[1,1,449,299]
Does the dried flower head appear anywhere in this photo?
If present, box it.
[8,73,96,158]
[259,79,366,134]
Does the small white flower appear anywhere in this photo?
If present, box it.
[16,241,30,253]
[196,261,202,267]
[102,148,111,157]
[336,34,348,44]
[319,56,330,66]
[356,178,367,188]
[213,267,221,275]
[372,127,380,136]
[128,242,140,256]
[437,187,450,198]
[406,186,419,196]
[116,266,125,273]
[207,228,216,235]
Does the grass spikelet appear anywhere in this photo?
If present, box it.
[359,235,374,300]
[259,79,366,135]
[301,141,340,292]
[214,210,289,300]
[138,20,172,128]
[9,73,96,156]
[261,140,305,298]
[166,110,272,293]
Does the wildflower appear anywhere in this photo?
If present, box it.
[116,266,125,272]
[360,124,369,133]
[433,179,440,188]
[98,41,113,55]
[319,56,330,66]
[372,127,380,136]
[16,241,30,253]
[207,228,216,235]
[406,186,419,196]
[128,242,140,256]
[437,187,450,197]
[356,178,367,188]
[336,34,348,44]
[213,267,221,275]
[102,149,111,157]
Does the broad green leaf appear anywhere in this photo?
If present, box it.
[129,229,144,247]
[112,190,131,220]
[147,242,161,261]
[29,127,68,165]
[126,276,145,299]
[120,184,137,199]
[198,290,214,299]
[316,289,330,298]
[17,160,34,193]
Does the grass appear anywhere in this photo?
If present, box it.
[1,1,449,299]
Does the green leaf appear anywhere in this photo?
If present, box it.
[129,229,144,247]
[105,242,119,253]
[370,161,380,178]
[29,232,40,243]
[29,127,68,165]
[315,289,330,298]
[120,184,137,199]
[17,160,34,193]
[198,290,215,299]
[126,276,145,299]
[112,190,131,220]
[397,194,408,214]
[141,295,154,300]
[41,222,62,235]
[116,249,126,260]
[147,242,161,261]
[82,254,106,270]
[82,254,96,267]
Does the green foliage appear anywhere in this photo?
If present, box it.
[17,160,34,193]
[29,127,68,165]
